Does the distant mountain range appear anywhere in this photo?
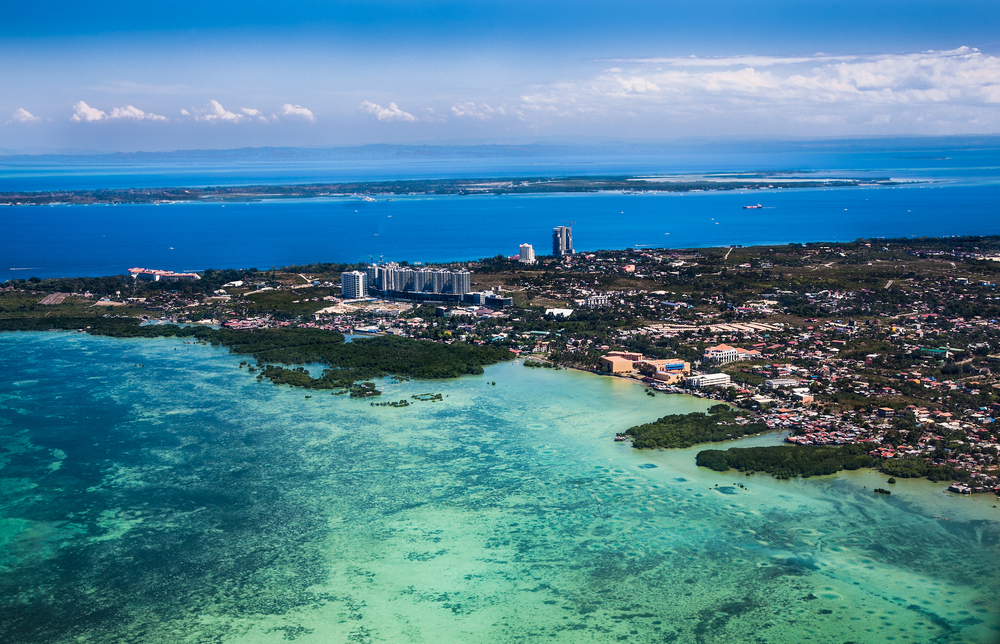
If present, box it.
[1,136,998,164]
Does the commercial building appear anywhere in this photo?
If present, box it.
[601,356,634,373]
[703,344,762,364]
[686,373,733,389]
[552,226,574,256]
[518,243,536,264]
[340,270,367,299]
[128,267,201,281]
[462,291,512,308]
[765,378,800,389]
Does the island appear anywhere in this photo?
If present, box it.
[0,173,904,205]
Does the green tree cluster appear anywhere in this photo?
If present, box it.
[695,444,877,479]
[625,404,767,449]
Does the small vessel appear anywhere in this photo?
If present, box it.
[743,204,763,209]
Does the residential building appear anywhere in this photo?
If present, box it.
[452,270,471,295]
[518,243,536,264]
[341,271,367,299]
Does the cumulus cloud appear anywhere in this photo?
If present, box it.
[193,100,251,123]
[450,102,504,120]
[500,46,1000,133]
[70,101,107,122]
[109,105,167,121]
[587,47,1000,105]
[280,104,315,122]
[359,100,416,122]
[612,76,661,94]
[9,108,42,124]
[240,108,271,123]
[70,101,167,122]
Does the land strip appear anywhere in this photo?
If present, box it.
[0,174,903,205]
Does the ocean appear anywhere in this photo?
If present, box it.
[2,140,1000,280]
[2,141,1000,643]
[1,332,997,643]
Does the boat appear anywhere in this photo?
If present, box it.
[743,204,763,209]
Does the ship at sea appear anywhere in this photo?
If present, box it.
[743,203,763,209]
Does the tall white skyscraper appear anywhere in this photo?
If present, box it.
[519,243,536,264]
[552,226,573,256]
[452,270,471,295]
[341,271,367,299]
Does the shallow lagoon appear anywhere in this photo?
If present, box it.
[0,332,998,643]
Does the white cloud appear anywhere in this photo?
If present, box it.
[241,108,271,123]
[359,100,416,123]
[612,76,661,94]
[280,104,315,122]
[180,109,190,116]
[450,102,504,120]
[588,47,1000,106]
[9,108,42,124]
[70,101,107,122]
[194,100,250,123]
[109,105,168,121]
[607,54,858,67]
[497,46,1000,134]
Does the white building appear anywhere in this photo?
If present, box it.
[703,344,739,364]
[341,270,367,299]
[452,270,471,295]
[686,373,732,389]
[519,243,536,264]
[703,344,762,364]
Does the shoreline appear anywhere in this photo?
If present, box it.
[0,174,907,206]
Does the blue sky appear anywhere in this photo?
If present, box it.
[2,1,999,151]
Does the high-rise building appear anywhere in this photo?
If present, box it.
[519,243,536,264]
[452,270,471,295]
[552,226,574,256]
[341,271,367,299]
[365,262,472,299]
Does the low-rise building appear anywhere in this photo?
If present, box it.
[687,373,732,389]
[601,356,634,374]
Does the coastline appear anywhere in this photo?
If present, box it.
[1,329,998,643]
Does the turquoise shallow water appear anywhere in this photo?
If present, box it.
[1,332,998,643]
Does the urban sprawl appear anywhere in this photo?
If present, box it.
[6,228,1000,497]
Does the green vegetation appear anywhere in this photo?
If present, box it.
[0,175,895,206]
[880,456,968,482]
[624,404,768,449]
[0,317,513,391]
[695,444,878,479]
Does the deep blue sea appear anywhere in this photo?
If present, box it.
[2,142,999,280]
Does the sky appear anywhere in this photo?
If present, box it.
[2,0,999,152]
